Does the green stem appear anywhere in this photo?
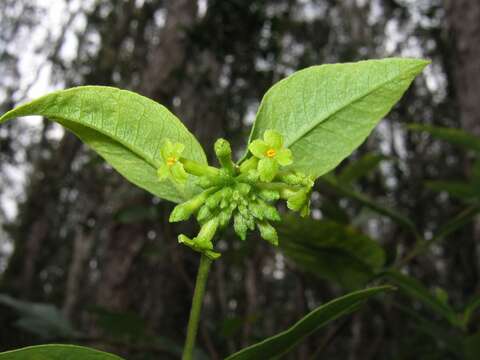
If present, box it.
[182,254,213,360]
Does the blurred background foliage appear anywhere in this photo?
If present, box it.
[0,0,479,359]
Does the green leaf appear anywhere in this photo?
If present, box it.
[225,286,392,360]
[277,216,385,288]
[0,86,207,203]
[247,58,429,178]
[0,344,123,360]
[0,294,76,339]
[384,271,460,327]
[337,153,386,185]
[409,124,480,153]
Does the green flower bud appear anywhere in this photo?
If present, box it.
[260,202,281,222]
[178,234,221,260]
[197,204,213,223]
[239,157,259,174]
[278,171,313,187]
[234,214,248,241]
[218,207,233,227]
[284,187,311,217]
[181,158,220,178]
[206,187,231,209]
[249,202,264,220]
[178,217,220,258]
[214,138,236,175]
[258,189,280,202]
[245,214,255,230]
[197,218,219,245]
[169,189,215,222]
[257,221,278,246]
[238,204,249,217]
[196,169,233,189]
[236,182,251,195]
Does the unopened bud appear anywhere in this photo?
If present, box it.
[257,221,278,246]
[169,189,215,222]
[234,214,248,241]
[214,138,236,175]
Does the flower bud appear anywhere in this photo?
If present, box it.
[234,214,248,241]
[197,204,213,223]
[239,157,259,174]
[178,234,221,260]
[197,218,219,244]
[218,207,233,227]
[258,189,280,202]
[257,221,278,246]
[169,189,215,222]
[214,138,236,175]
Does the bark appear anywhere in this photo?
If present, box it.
[8,134,81,298]
[446,0,480,291]
[140,0,198,100]
[62,227,94,319]
[446,0,480,136]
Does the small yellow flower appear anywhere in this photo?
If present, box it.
[248,130,293,182]
[157,139,188,183]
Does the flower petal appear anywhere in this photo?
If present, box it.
[157,164,170,181]
[258,157,278,182]
[161,139,174,160]
[276,148,293,166]
[172,142,185,157]
[249,139,269,158]
[264,129,283,149]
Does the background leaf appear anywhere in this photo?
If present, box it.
[409,124,480,153]
[247,58,429,178]
[0,86,207,203]
[0,344,123,360]
[0,294,76,340]
[384,271,460,327]
[337,153,387,185]
[277,216,385,288]
[225,286,392,360]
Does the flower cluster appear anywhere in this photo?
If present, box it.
[157,130,313,259]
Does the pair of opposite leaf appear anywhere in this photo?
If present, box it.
[157,129,313,259]
[0,58,429,260]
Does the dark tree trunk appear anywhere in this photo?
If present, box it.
[446,0,480,136]
[446,0,480,293]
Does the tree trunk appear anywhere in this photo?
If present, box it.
[446,0,480,293]
[446,0,480,136]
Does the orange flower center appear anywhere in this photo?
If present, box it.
[266,148,276,158]
[166,156,177,166]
